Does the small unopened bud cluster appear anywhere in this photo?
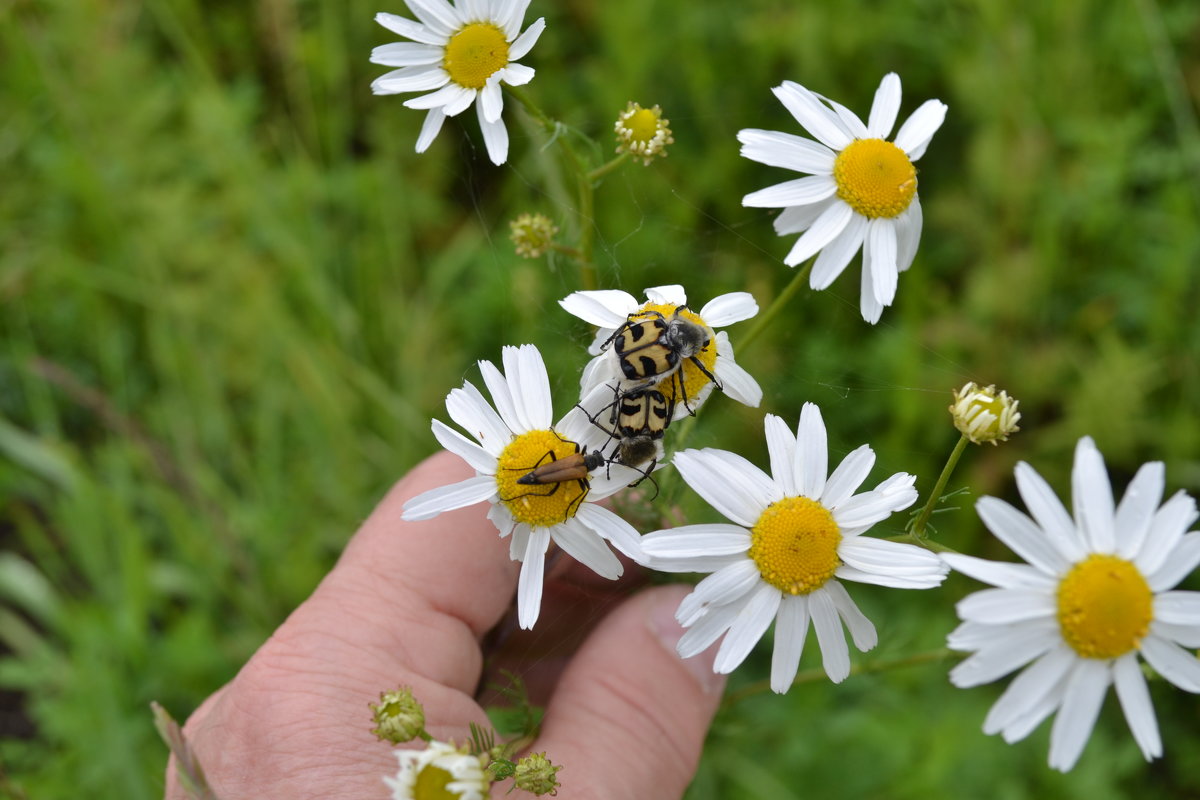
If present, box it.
[513,752,561,796]
[370,687,426,744]
[950,382,1021,445]
[510,213,558,258]
[614,102,674,165]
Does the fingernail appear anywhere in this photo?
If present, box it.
[646,588,726,695]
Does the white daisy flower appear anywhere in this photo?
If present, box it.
[384,740,490,800]
[401,344,644,629]
[559,284,762,421]
[641,404,947,691]
[945,436,1200,772]
[370,0,546,165]
[739,73,947,323]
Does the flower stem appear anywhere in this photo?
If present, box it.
[911,433,970,539]
[505,85,597,291]
[737,259,814,353]
[588,152,629,182]
[722,648,955,708]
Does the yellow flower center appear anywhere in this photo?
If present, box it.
[496,430,587,527]
[748,496,842,594]
[444,23,509,89]
[833,138,917,219]
[412,764,457,800]
[622,108,660,144]
[1056,554,1153,660]
[638,302,718,408]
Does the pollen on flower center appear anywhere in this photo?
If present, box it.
[748,496,842,595]
[833,138,917,219]
[496,430,586,527]
[444,23,509,89]
[639,302,717,407]
[1056,554,1153,660]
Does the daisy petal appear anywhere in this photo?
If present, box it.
[446,381,512,455]
[773,81,853,151]
[895,195,922,272]
[1136,491,1199,579]
[516,527,550,629]
[983,645,1075,735]
[942,553,1056,590]
[1113,652,1162,760]
[1153,591,1200,626]
[479,79,504,123]
[866,72,901,139]
[949,620,1059,686]
[405,0,461,35]
[770,594,810,693]
[1151,620,1200,647]
[574,503,643,562]
[820,444,875,509]
[1141,635,1200,692]
[894,99,948,161]
[677,602,740,659]
[372,65,451,94]
[375,12,446,45]
[1072,437,1116,553]
[501,0,532,40]
[839,538,948,583]
[415,108,447,152]
[645,285,688,306]
[1146,532,1200,592]
[401,475,497,520]
[809,587,851,683]
[713,583,782,674]
[790,403,827,499]
[774,200,834,236]
[551,518,622,580]
[699,292,759,327]
[825,580,877,651]
[370,42,444,67]
[742,175,837,208]
[714,336,762,408]
[431,419,497,473]
[404,82,470,110]
[641,523,752,559]
[810,213,868,291]
[859,253,883,324]
[832,484,913,530]
[788,201,854,268]
[677,560,762,626]
[737,128,836,174]
[478,102,509,164]
[1114,461,1165,559]
[976,496,1069,575]
[1015,461,1087,562]
[1048,659,1110,772]
[866,218,899,306]
[955,587,1055,625]
[499,62,535,86]
[508,16,544,59]
[820,94,868,140]
[559,289,638,328]
[673,449,769,527]
[764,415,798,496]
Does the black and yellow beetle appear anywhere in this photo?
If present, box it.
[602,306,721,413]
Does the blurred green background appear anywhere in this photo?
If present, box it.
[2,0,1199,796]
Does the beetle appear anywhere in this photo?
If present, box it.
[579,385,674,495]
[499,433,601,522]
[602,306,721,413]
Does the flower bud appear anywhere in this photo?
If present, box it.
[614,102,674,165]
[513,752,561,796]
[950,382,1021,445]
[370,687,426,744]
[509,213,558,258]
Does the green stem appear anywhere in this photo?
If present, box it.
[506,85,597,291]
[722,648,955,708]
[911,433,970,539]
[737,259,814,354]
[588,152,629,183]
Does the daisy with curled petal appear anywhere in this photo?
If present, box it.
[739,73,947,323]
[944,436,1200,772]
[384,740,490,800]
[370,0,546,165]
[641,403,947,691]
[559,284,762,421]
[401,344,644,629]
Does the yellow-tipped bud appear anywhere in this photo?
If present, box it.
[950,382,1021,445]
[509,213,558,258]
[513,752,561,796]
[370,687,426,744]
[614,102,674,165]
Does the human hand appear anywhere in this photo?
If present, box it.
[164,451,726,799]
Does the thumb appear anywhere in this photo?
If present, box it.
[533,585,725,799]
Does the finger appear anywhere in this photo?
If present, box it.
[534,585,725,799]
[297,450,519,693]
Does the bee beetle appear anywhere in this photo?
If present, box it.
[603,307,721,413]
[581,386,673,494]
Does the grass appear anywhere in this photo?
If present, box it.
[1,0,1199,796]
